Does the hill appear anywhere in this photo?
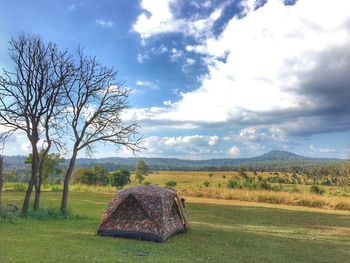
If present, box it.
[2,150,342,172]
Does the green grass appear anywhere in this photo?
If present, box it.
[1,191,350,262]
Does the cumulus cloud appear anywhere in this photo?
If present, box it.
[228,146,240,156]
[140,135,223,159]
[130,0,350,138]
[132,0,224,40]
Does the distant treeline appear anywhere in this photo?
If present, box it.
[2,151,346,173]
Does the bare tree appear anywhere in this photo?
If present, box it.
[60,51,142,213]
[0,34,73,214]
[0,140,4,210]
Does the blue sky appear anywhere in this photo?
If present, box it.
[0,0,349,159]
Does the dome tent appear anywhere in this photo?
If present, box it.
[97,185,189,242]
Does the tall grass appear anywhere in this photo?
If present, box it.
[181,187,350,210]
[3,179,350,211]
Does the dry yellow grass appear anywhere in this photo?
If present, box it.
[181,187,350,211]
[130,170,350,211]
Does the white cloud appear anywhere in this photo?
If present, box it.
[95,19,114,28]
[136,53,149,63]
[170,48,183,62]
[132,0,223,40]
[228,146,240,156]
[130,0,350,137]
[20,141,31,152]
[140,135,222,159]
[310,144,336,154]
[136,80,160,90]
[186,58,195,65]
[133,0,181,39]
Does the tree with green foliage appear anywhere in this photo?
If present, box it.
[25,153,63,184]
[135,159,149,184]
[3,170,16,183]
[110,168,131,189]
[91,166,109,185]
[25,152,64,208]
[72,165,109,186]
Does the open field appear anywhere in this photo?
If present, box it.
[4,170,350,211]
[1,191,350,262]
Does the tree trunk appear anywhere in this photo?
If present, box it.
[34,149,49,210]
[33,168,43,210]
[21,143,39,215]
[0,156,3,209]
[61,148,78,214]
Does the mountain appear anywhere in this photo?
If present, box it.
[2,150,341,172]
[253,150,307,161]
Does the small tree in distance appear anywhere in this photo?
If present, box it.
[135,159,149,184]
[110,169,131,190]
[165,180,177,188]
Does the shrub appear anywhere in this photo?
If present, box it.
[165,180,177,188]
[14,183,27,192]
[25,207,87,220]
[0,207,19,224]
[203,180,210,188]
[309,185,325,195]
[227,179,240,189]
[51,185,62,192]
[143,181,151,185]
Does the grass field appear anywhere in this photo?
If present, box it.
[1,191,350,262]
[4,170,350,212]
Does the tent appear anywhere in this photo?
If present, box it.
[97,185,189,242]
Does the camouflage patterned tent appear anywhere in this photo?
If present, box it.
[97,185,189,242]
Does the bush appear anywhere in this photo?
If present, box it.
[25,207,87,220]
[0,208,19,224]
[165,180,177,188]
[203,180,210,188]
[309,185,325,195]
[143,181,151,185]
[14,183,27,192]
[51,185,62,192]
[227,179,240,189]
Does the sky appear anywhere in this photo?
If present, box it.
[0,0,349,159]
